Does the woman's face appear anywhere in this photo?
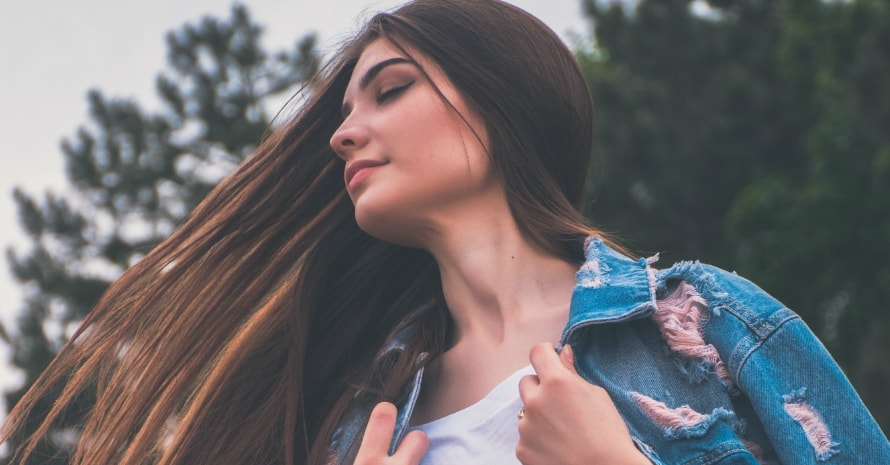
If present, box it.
[330,38,497,247]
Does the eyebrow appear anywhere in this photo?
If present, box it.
[359,56,413,91]
[341,56,415,118]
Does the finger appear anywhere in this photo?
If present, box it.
[517,373,540,401]
[559,344,576,372]
[395,430,429,464]
[528,342,564,378]
[357,402,398,458]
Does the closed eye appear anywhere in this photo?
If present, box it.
[377,81,415,104]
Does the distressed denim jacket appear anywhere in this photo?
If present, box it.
[331,238,890,464]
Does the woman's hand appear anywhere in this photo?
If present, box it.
[517,343,651,465]
[354,402,429,465]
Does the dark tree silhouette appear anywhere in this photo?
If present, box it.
[582,0,890,430]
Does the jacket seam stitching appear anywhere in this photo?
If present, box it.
[734,314,801,386]
[679,442,751,465]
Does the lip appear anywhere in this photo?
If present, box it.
[344,159,387,189]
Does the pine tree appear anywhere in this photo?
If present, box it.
[3,6,318,462]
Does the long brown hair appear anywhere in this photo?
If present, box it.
[2,1,612,463]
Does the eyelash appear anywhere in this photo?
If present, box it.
[376,81,415,104]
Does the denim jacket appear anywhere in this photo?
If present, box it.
[331,238,890,464]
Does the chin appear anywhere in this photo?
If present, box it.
[354,203,424,248]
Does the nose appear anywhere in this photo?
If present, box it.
[330,118,370,160]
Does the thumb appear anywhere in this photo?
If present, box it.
[394,430,430,464]
[559,344,576,372]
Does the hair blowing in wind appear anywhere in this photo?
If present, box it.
[1,1,609,464]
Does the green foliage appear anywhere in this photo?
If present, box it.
[581,0,890,430]
[3,5,318,462]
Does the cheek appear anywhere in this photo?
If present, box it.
[399,103,487,174]
[412,101,490,185]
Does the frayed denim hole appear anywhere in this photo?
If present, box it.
[631,391,737,440]
[782,387,840,462]
[652,281,732,385]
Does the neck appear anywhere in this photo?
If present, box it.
[423,215,578,348]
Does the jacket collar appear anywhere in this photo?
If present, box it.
[561,237,659,343]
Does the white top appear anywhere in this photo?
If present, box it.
[412,365,535,465]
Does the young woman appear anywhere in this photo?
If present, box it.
[4,1,887,464]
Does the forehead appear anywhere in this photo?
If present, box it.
[353,39,406,73]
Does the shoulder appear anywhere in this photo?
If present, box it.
[578,237,792,321]
[652,259,803,378]
[656,259,795,324]
[573,237,800,340]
